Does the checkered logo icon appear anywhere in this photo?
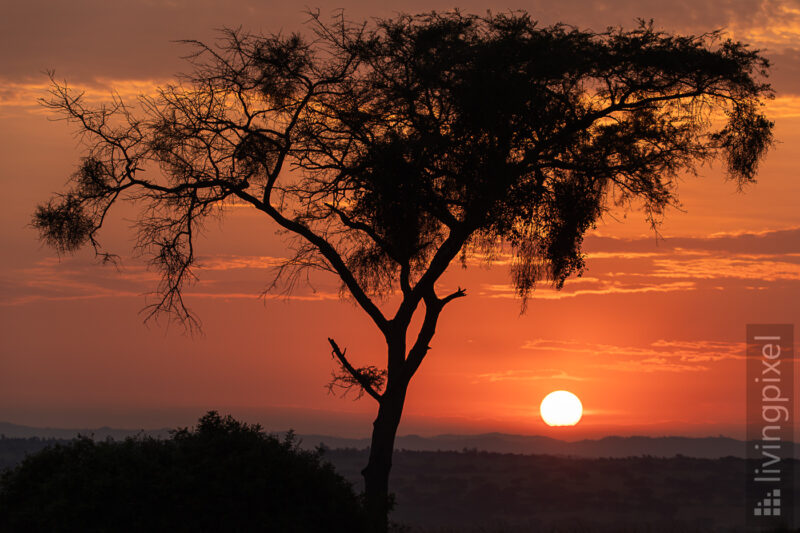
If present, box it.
[753,489,781,517]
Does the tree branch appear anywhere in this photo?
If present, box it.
[403,286,467,380]
[393,228,468,328]
[327,338,384,402]
[325,202,396,256]
[235,189,391,335]
[441,286,467,305]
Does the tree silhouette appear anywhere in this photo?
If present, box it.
[34,11,773,532]
[0,412,364,532]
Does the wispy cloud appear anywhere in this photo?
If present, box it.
[728,3,800,48]
[584,251,662,260]
[195,255,284,271]
[520,338,743,373]
[475,369,588,383]
[10,227,798,307]
[0,77,169,112]
[0,254,337,306]
[481,280,696,300]
[572,227,800,290]
[0,258,153,306]
[585,226,800,255]
[185,290,340,302]
[468,228,800,303]
[649,256,800,281]
[594,358,711,373]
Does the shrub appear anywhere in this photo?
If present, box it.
[0,412,364,532]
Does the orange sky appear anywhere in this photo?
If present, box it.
[1,0,799,439]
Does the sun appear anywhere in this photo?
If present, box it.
[540,390,583,426]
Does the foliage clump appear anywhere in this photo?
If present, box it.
[0,411,364,532]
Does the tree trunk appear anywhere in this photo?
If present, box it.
[362,381,406,533]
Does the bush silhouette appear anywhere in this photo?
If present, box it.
[0,412,364,532]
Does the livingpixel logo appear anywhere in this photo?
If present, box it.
[753,488,781,517]
[746,324,794,530]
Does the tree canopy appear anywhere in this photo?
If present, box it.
[34,12,773,325]
[0,412,364,532]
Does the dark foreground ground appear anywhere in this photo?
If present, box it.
[324,448,798,532]
[2,437,797,532]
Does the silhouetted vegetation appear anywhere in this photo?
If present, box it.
[0,436,69,471]
[35,9,774,531]
[0,412,364,532]
[3,432,799,531]
[326,448,798,532]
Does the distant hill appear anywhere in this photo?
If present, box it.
[2,421,792,459]
[303,432,792,459]
[0,421,171,441]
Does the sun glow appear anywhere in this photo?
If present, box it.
[540,390,583,426]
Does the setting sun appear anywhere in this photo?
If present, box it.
[540,391,583,426]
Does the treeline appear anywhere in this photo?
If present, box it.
[0,436,70,471]
[4,432,798,532]
[324,448,797,532]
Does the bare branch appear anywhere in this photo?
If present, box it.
[327,338,384,402]
[441,286,467,306]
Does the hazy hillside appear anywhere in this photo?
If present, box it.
[303,432,770,459]
[0,421,171,440]
[3,421,789,459]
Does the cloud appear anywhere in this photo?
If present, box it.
[475,369,588,383]
[0,77,170,112]
[766,50,800,98]
[574,227,800,286]
[593,358,711,373]
[584,226,800,255]
[0,254,338,306]
[195,255,284,271]
[3,0,799,96]
[468,227,800,304]
[481,280,696,300]
[585,251,662,260]
[727,3,800,49]
[520,338,743,373]
[521,338,742,361]
[650,255,800,281]
[0,257,153,306]
[1,0,293,82]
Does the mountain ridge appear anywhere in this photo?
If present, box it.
[2,421,790,458]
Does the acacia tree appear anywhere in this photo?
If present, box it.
[35,11,773,532]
